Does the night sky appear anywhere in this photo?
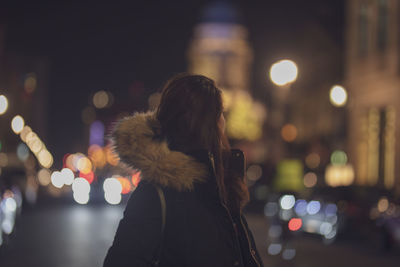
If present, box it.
[2,0,344,164]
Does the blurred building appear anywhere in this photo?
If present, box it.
[187,1,266,161]
[345,0,400,194]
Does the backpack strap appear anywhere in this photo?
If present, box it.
[151,185,166,266]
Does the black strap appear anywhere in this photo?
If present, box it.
[151,185,166,266]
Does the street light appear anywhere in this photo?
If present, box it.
[269,59,298,87]
[11,115,25,134]
[329,85,348,107]
[0,95,8,115]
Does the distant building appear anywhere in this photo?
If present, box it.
[345,0,400,194]
[187,1,266,151]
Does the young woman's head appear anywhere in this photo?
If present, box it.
[156,73,227,153]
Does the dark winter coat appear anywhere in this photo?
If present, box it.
[103,111,264,267]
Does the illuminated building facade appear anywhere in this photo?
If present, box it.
[345,0,400,193]
[187,1,266,144]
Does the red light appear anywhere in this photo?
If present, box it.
[79,171,95,184]
[288,218,302,231]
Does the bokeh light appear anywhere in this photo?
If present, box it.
[104,192,122,205]
[269,59,298,86]
[330,150,348,165]
[303,172,317,188]
[37,168,51,186]
[16,143,30,162]
[281,124,297,142]
[51,171,64,188]
[11,115,25,134]
[325,164,355,187]
[117,177,132,194]
[329,85,348,107]
[77,156,93,174]
[61,168,75,185]
[280,195,296,210]
[20,126,32,142]
[288,218,302,231]
[131,172,141,187]
[72,178,91,205]
[307,201,321,215]
[305,153,320,169]
[103,178,122,195]
[268,243,282,255]
[377,197,389,213]
[246,165,263,181]
[24,73,37,94]
[0,95,8,115]
[93,90,109,109]
[38,149,54,168]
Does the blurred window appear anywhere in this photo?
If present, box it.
[358,2,369,57]
[377,0,389,52]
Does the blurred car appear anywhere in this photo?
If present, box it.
[263,186,394,260]
[0,167,24,247]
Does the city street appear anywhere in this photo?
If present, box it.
[0,203,399,267]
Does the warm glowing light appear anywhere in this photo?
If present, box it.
[61,168,75,185]
[88,144,107,168]
[93,90,109,109]
[325,164,355,187]
[281,124,297,142]
[20,126,33,142]
[65,154,77,171]
[51,171,64,188]
[77,156,93,174]
[329,85,347,107]
[117,177,132,194]
[38,149,53,168]
[303,172,317,188]
[11,115,25,134]
[305,153,320,169]
[38,168,51,186]
[0,95,8,115]
[377,197,389,213]
[269,59,298,86]
[288,218,302,231]
[131,172,141,187]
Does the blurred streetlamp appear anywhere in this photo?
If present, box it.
[269,59,298,87]
[329,85,348,107]
[0,95,8,115]
[268,59,298,163]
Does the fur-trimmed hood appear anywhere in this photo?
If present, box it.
[111,111,209,191]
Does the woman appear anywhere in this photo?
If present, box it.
[104,74,263,267]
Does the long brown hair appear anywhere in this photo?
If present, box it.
[156,73,248,211]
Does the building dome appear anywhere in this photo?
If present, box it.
[200,1,243,24]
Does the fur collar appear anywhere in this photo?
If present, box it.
[111,111,209,191]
